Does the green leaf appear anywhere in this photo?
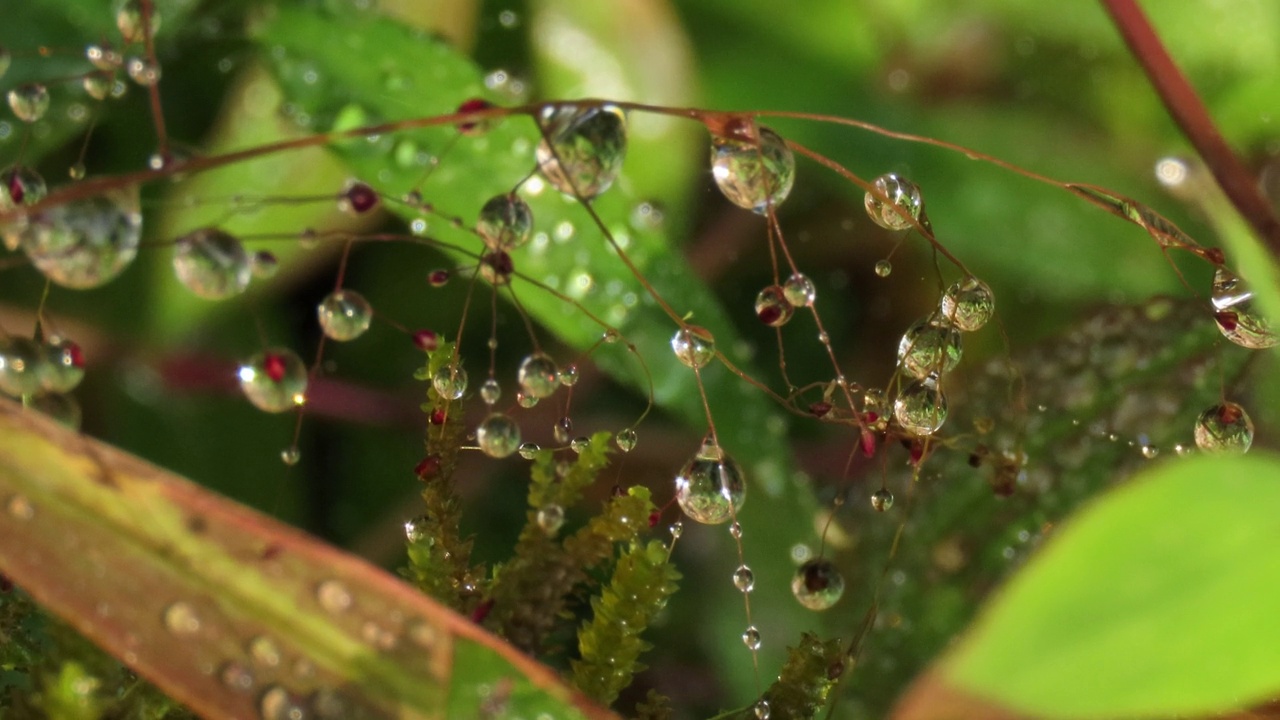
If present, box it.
[943,451,1280,719]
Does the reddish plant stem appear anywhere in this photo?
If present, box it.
[1100,0,1280,254]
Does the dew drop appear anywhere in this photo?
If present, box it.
[249,635,283,667]
[616,428,638,452]
[404,516,429,543]
[0,337,44,397]
[669,521,683,539]
[570,436,590,454]
[163,601,201,635]
[865,173,924,230]
[791,559,845,610]
[535,104,627,199]
[733,564,755,592]
[537,503,565,534]
[432,364,468,400]
[86,44,124,71]
[939,277,995,332]
[517,442,540,459]
[83,74,112,101]
[360,620,397,650]
[479,378,501,405]
[517,391,538,408]
[782,272,816,307]
[1194,402,1253,454]
[558,364,579,387]
[280,447,301,466]
[7,85,50,123]
[7,494,34,520]
[238,349,307,413]
[742,625,761,650]
[874,259,892,278]
[173,228,252,300]
[863,388,889,431]
[710,125,795,214]
[517,353,559,399]
[754,285,794,327]
[220,662,256,693]
[1,165,48,212]
[477,413,521,458]
[894,375,947,436]
[317,289,373,342]
[21,188,142,289]
[476,193,533,251]
[897,318,962,379]
[871,488,894,512]
[671,326,716,369]
[554,416,573,444]
[1211,267,1278,349]
[259,685,308,720]
[675,442,747,525]
[316,580,353,614]
[1140,445,1159,460]
[125,57,161,86]
[729,521,743,539]
[252,251,279,279]
[754,699,772,719]
[479,250,513,285]
[116,0,160,43]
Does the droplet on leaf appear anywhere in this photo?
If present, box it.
[710,125,795,214]
[535,104,627,199]
[940,277,995,332]
[675,441,747,524]
[671,326,716,369]
[537,503,565,534]
[479,378,501,405]
[791,559,845,610]
[477,413,521,458]
[1193,401,1253,453]
[173,228,252,300]
[237,348,308,413]
[865,173,923,230]
[317,289,373,341]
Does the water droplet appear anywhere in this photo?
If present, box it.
[432,364,468,400]
[711,125,795,214]
[939,277,995,332]
[249,635,283,667]
[1140,445,1159,460]
[791,559,845,610]
[874,259,893,277]
[1211,267,1278,349]
[1,165,47,212]
[7,85,50,123]
[863,388,889,430]
[553,416,573,444]
[754,285,793,327]
[338,181,379,215]
[537,503,565,534]
[672,326,715,369]
[317,289,373,342]
[0,337,44,397]
[479,378,501,405]
[733,564,755,592]
[220,662,256,693]
[455,97,495,136]
[280,447,301,466]
[238,349,307,413]
[477,413,521,458]
[479,250,513,285]
[517,442,540,459]
[1194,401,1253,453]
[871,488,894,512]
[173,228,252,300]
[754,699,772,719]
[865,173,923,230]
[477,193,533,251]
[570,436,589,454]
[742,625,761,650]
[86,44,124,71]
[669,521,683,539]
[517,391,538,408]
[252,251,279,279]
[616,428,638,452]
[360,620,397,650]
[163,602,201,635]
[68,163,87,181]
[316,580,353,614]
[517,353,559,399]
[558,364,579,387]
[116,0,160,43]
[83,74,112,101]
[125,57,161,86]
[782,272,816,307]
[21,188,142,289]
[404,516,429,543]
[893,375,947,436]
[897,318,962,379]
[259,685,308,720]
[7,494,34,520]
[675,442,747,524]
[535,104,627,199]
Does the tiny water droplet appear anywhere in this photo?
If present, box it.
[249,635,282,667]
[86,44,123,71]
[1140,445,1159,460]
[259,685,308,720]
[317,289,373,341]
[316,579,353,614]
[871,488,894,512]
[173,228,252,300]
[7,494,34,520]
[897,318,962,379]
[894,375,947,436]
[570,436,590,454]
[865,173,923,230]
[219,662,256,693]
[517,442,540,459]
[116,0,160,43]
[671,326,715,369]
[1,165,48,212]
[558,364,579,387]
[68,161,88,180]
[83,74,112,101]
[517,391,538,408]
[675,442,747,525]
[754,285,793,327]
[939,277,995,332]
[280,447,301,466]
[479,378,501,405]
[791,559,845,610]
[537,504,565,534]
[742,625,761,650]
[163,602,201,635]
[728,521,743,539]
[616,428,638,452]
[432,364,468,400]
[238,349,308,413]
[711,124,795,214]
[536,104,627,199]
[477,413,521,458]
[669,521,683,539]
[517,353,559,399]
[125,57,161,86]
[1194,401,1253,453]
[476,193,533,251]
[8,85,50,123]
[754,699,772,719]
[251,251,279,279]
[733,564,755,592]
[874,259,893,277]
[782,272,816,307]
[404,516,429,543]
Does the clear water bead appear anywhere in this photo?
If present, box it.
[675,441,747,525]
[1,165,48,212]
[259,685,308,720]
[84,74,113,101]
[1194,402,1253,454]
[39,336,85,393]
[21,188,142,289]
[554,416,573,444]
[432,365,468,400]
[517,353,559,399]
[518,442,540,459]
[317,290,373,342]
[733,564,755,592]
[477,413,521,458]
[280,447,300,466]
[754,700,771,719]
[126,57,161,86]
[0,338,44,397]
[479,378,501,405]
[476,193,533,250]
[173,228,252,300]
[865,174,924,231]
[616,428,638,452]
[754,285,794,327]
[251,251,279,279]
[558,364,579,387]
[711,125,795,214]
[671,326,716,369]
[537,503,565,534]
[536,104,627,199]
[238,349,307,413]
[791,559,845,610]
[1211,267,1278,349]
[782,272,816,307]
[894,375,948,436]
[874,259,893,277]
[742,625,762,651]
[940,277,995,332]
[86,44,124,71]
[871,488,894,512]
[116,0,160,43]
[8,84,50,123]
[897,318,963,379]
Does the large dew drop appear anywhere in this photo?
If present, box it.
[477,413,521,458]
[1193,401,1253,454]
[517,353,559,399]
[675,441,747,525]
[865,173,924,231]
[238,348,308,413]
[317,290,373,341]
[476,193,533,251]
[7,84,50,123]
[535,104,627,199]
[710,125,795,214]
[22,188,142,289]
[0,337,44,397]
[1210,267,1278,349]
[671,326,716,369]
[791,559,845,610]
[432,364,468,400]
[897,318,962,379]
[939,277,995,332]
[172,228,252,300]
[893,375,947,436]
